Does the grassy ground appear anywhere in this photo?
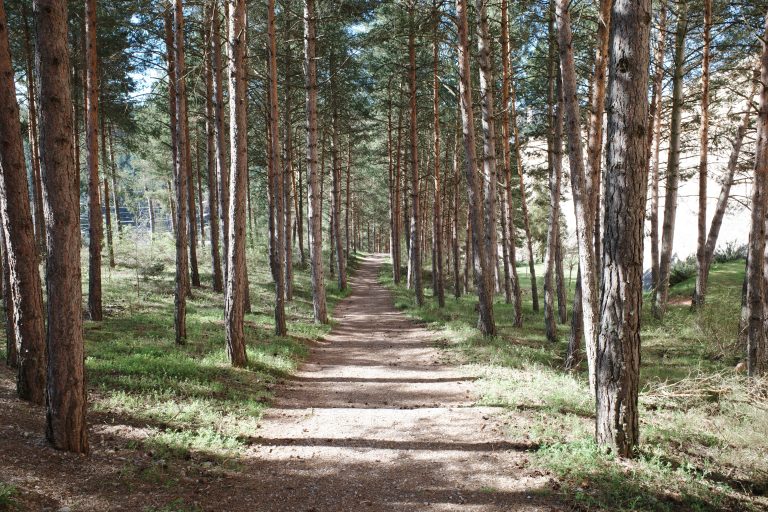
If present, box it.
[382,258,768,512]
[3,233,351,469]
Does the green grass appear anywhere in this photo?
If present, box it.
[0,482,18,510]
[82,234,351,463]
[381,258,768,511]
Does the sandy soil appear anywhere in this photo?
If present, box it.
[0,255,565,511]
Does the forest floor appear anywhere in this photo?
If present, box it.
[0,248,565,511]
[384,257,768,512]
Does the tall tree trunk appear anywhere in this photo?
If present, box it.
[212,0,229,283]
[100,112,115,268]
[329,54,346,291]
[556,0,601,388]
[432,3,445,308]
[509,54,538,313]
[181,18,200,290]
[204,5,223,292]
[224,0,248,367]
[283,0,294,301]
[303,0,328,324]
[693,0,713,308]
[648,3,667,314]
[555,236,567,324]
[596,0,652,457]
[476,0,498,304]
[267,0,288,335]
[655,3,687,319]
[701,82,756,284]
[500,0,522,325]
[0,1,46,404]
[195,125,206,246]
[1,230,16,368]
[407,1,423,304]
[147,187,156,238]
[746,14,768,376]
[346,141,352,261]
[168,3,189,343]
[21,6,45,255]
[544,8,561,343]
[108,125,122,236]
[452,130,462,298]
[34,0,88,453]
[85,0,102,321]
[457,0,495,336]
[393,94,404,283]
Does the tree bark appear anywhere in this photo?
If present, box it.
[648,3,667,314]
[204,5,223,293]
[693,0,713,308]
[457,0,495,336]
[101,112,115,268]
[476,0,498,305]
[283,0,294,301]
[212,0,229,283]
[596,0,652,457]
[556,0,601,388]
[1,229,16,368]
[500,0,522,325]
[655,3,687,319]
[34,0,89,453]
[224,0,248,367]
[407,2,423,305]
[303,0,328,324]
[432,3,445,308]
[168,3,189,343]
[107,125,122,237]
[21,6,45,255]
[544,8,561,343]
[268,0,288,335]
[0,1,46,404]
[747,13,768,376]
[85,0,102,321]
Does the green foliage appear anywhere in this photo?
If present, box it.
[0,482,18,510]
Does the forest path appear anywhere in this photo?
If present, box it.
[238,254,563,511]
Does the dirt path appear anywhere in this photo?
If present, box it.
[237,254,563,511]
[0,254,564,511]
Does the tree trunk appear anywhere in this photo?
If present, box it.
[393,94,404,283]
[544,9,561,343]
[303,0,328,324]
[346,141,352,261]
[85,0,102,321]
[223,0,248,367]
[648,3,667,314]
[34,0,88,453]
[1,230,16,368]
[452,130,462,298]
[747,14,768,376]
[457,0,495,336]
[509,56,538,313]
[21,6,45,255]
[556,0,601,388]
[212,0,229,283]
[701,82,756,286]
[476,0,498,305]
[500,0,522,325]
[267,0,288,335]
[100,112,115,268]
[692,0,713,308]
[283,0,294,301]
[596,0,652,457]
[655,3,687,319]
[432,4,445,308]
[407,2,422,305]
[204,5,223,293]
[108,125,122,236]
[168,3,189,343]
[195,125,206,246]
[147,187,156,238]
[0,1,46,404]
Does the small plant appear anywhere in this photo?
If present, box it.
[669,256,696,287]
[0,482,19,510]
[712,241,747,264]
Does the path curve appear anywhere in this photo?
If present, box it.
[240,255,563,511]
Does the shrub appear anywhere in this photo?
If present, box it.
[712,241,747,264]
[669,256,696,287]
